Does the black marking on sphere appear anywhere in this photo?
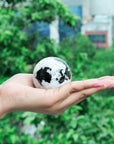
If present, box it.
[58,67,71,84]
[65,67,71,79]
[36,67,52,86]
[59,69,65,83]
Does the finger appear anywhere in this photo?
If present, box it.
[69,79,101,92]
[58,84,110,111]
[59,75,114,100]
[58,78,103,100]
[98,76,114,80]
[47,76,114,113]
[70,76,114,92]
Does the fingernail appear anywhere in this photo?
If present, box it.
[94,84,104,87]
[108,85,114,88]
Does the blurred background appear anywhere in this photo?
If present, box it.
[0,0,114,143]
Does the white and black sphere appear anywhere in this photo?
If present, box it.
[33,57,72,89]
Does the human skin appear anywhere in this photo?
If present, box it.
[0,74,114,118]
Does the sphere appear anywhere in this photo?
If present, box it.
[33,57,72,89]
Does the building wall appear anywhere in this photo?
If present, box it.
[82,0,91,21]
[112,17,114,36]
[62,0,83,6]
[50,17,59,43]
[62,0,91,20]
[82,22,112,47]
[90,0,114,16]
[62,0,113,47]
[63,0,114,18]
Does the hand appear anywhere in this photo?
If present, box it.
[0,74,114,118]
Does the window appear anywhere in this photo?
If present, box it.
[59,6,82,41]
[88,34,106,43]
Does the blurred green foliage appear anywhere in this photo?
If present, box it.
[0,0,79,76]
[0,0,114,144]
[58,34,96,80]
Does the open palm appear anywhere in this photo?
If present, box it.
[0,74,114,118]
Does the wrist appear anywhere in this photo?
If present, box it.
[0,84,13,118]
[0,84,5,118]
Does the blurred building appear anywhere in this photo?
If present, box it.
[2,0,114,48]
[62,0,114,49]
[50,5,82,43]
[0,0,81,44]
[58,5,82,41]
